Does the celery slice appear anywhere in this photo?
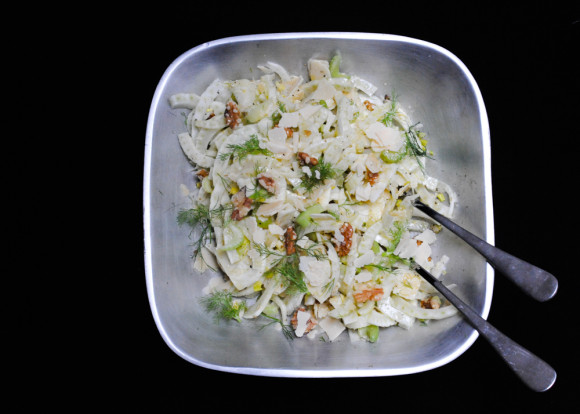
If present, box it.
[296,205,325,228]
[366,325,379,343]
[380,148,406,164]
[218,224,244,251]
[329,54,349,78]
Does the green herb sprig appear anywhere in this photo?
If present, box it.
[253,235,327,295]
[259,314,294,341]
[276,258,309,294]
[379,94,398,127]
[199,291,246,323]
[299,157,338,192]
[219,135,272,162]
[405,123,433,171]
[251,244,308,294]
[362,221,410,272]
[177,204,232,268]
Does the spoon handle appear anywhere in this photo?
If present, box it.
[413,200,558,302]
[415,265,557,392]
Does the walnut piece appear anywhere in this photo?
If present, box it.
[284,226,297,255]
[334,222,353,257]
[366,168,379,185]
[297,151,318,166]
[196,169,209,178]
[231,187,252,220]
[257,173,276,194]
[420,296,442,309]
[224,101,242,129]
[353,287,384,303]
[363,100,375,111]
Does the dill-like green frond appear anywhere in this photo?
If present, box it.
[199,291,246,323]
[218,135,272,162]
[322,278,335,295]
[404,123,433,172]
[296,242,327,261]
[380,94,398,126]
[253,163,265,177]
[364,263,392,272]
[216,173,232,191]
[252,241,327,295]
[177,204,232,267]
[276,259,309,294]
[177,204,208,227]
[259,314,295,341]
[299,157,338,192]
[252,219,330,296]
[252,242,286,259]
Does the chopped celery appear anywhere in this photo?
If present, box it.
[380,148,406,164]
[217,224,244,252]
[256,216,273,229]
[236,236,250,256]
[330,54,349,78]
[367,325,379,343]
[249,187,270,202]
[296,205,325,228]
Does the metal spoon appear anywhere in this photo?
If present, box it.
[414,264,557,392]
[413,200,558,302]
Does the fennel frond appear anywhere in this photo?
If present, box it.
[218,135,272,162]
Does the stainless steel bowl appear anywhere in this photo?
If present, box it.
[144,32,494,377]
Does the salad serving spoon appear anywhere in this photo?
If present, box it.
[413,200,558,302]
[414,263,557,392]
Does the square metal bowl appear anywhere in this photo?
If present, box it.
[144,32,494,377]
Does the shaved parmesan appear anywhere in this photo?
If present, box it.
[319,317,346,341]
[365,122,405,152]
[278,112,300,128]
[294,310,312,337]
[308,59,331,80]
[299,256,331,287]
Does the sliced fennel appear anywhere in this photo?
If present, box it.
[171,53,459,343]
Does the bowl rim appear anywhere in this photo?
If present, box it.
[144,31,494,377]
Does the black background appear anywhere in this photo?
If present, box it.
[39,2,579,412]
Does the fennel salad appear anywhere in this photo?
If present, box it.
[169,54,458,343]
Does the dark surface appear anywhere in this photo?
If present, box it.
[59,3,579,412]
